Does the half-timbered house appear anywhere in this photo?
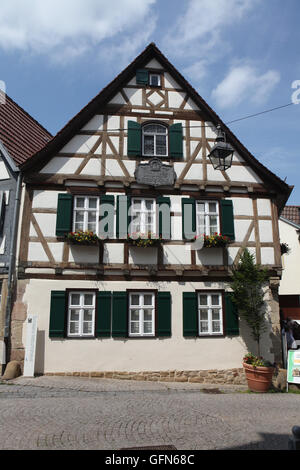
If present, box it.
[15,43,292,382]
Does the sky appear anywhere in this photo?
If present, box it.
[0,0,300,204]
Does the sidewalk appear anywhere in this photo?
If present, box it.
[2,374,249,393]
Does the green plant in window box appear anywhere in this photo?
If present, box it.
[66,230,100,246]
[194,233,230,248]
[127,232,162,248]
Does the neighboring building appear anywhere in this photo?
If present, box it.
[279,206,300,321]
[0,94,51,372]
[12,43,292,382]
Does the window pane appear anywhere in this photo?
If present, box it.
[145,200,154,211]
[199,295,207,306]
[200,321,208,333]
[130,309,140,321]
[212,309,221,320]
[83,322,93,334]
[133,200,141,210]
[83,309,93,321]
[209,202,217,213]
[144,294,153,306]
[199,309,208,320]
[70,322,79,334]
[212,321,221,333]
[143,309,153,321]
[156,135,166,155]
[75,197,85,208]
[130,322,139,334]
[144,135,154,155]
[70,309,80,321]
[197,203,205,213]
[211,295,220,306]
[131,295,140,306]
[143,322,153,334]
[75,211,84,223]
[88,198,97,209]
[84,294,94,306]
[70,294,80,306]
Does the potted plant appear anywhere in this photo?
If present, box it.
[66,230,100,246]
[127,232,162,248]
[230,249,275,392]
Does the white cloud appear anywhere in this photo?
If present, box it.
[0,0,156,61]
[212,65,280,108]
[163,0,258,58]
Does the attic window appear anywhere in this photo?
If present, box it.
[149,73,160,87]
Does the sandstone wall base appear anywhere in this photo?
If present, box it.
[43,368,247,385]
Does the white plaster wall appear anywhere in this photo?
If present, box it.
[168,91,185,108]
[103,243,124,264]
[226,165,262,184]
[0,161,10,180]
[40,157,84,174]
[279,219,300,295]
[124,88,143,106]
[22,279,249,373]
[82,115,104,131]
[232,198,253,216]
[257,198,272,216]
[32,190,60,208]
[129,247,158,265]
[163,245,189,265]
[258,220,273,243]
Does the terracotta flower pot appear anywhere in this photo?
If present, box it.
[243,362,274,393]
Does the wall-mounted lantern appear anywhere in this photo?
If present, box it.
[208,124,234,171]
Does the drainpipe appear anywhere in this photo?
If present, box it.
[3,170,22,369]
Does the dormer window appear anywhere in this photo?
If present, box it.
[142,123,167,157]
[149,73,160,87]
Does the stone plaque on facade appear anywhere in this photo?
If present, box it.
[23,314,38,377]
[134,158,177,187]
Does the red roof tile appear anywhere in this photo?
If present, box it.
[0,92,52,166]
[281,206,300,225]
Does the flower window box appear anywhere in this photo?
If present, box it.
[127,232,162,248]
[66,231,100,246]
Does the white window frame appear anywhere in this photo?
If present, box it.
[130,198,157,235]
[198,291,223,336]
[149,73,161,87]
[196,200,220,236]
[67,291,96,337]
[142,123,168,157]
[129,291,155,337]
[73,195,100,235]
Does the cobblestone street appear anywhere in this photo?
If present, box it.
[0,376,298,450]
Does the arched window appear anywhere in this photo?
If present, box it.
[142,123,167,157]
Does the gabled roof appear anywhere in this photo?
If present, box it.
[281,206,300,226]
[21,42,292,209]
[0,92,52,166]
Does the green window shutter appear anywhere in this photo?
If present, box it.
[96,291,112,337]
[112,292,128,337]
[49,291,66,338]
[127,121,142,156]
[183,292,198,337]
[169,123,183,158]
[220,199,235,240]
[157,292,171,337]
[116,195,131,239]
[56,193,73,237]
[181,198,196,240]
[225,292,239,336]
[100,195,115,239]
[157,196,171,239]
[136,69,149,85]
